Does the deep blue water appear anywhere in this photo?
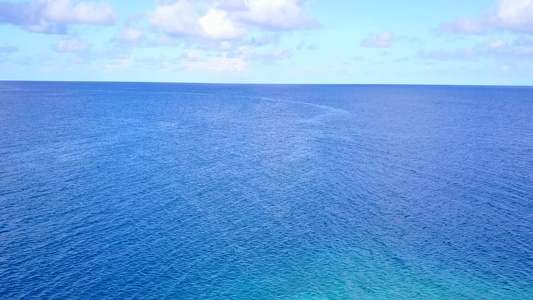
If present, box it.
[0,81,532,299]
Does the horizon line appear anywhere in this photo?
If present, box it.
[0,80,531,88]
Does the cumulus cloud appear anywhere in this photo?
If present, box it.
[199,8,245,40]
[438,0,533,35]
[0,0,117,34]
[55,36,88,52]
[148,1,202,37]
[490,0,533,32]
[148,0,317,41]
[360,31,394,48]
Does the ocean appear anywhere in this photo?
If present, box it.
[0,82,531,299]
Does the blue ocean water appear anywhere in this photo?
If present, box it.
[0,81,532,299]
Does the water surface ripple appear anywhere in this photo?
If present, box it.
[0,82,532,299]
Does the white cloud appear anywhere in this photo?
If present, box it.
[43,0,116,25]
[182,54,246,72]
[486,42,533,59]
[105,56,135,71]
[437,18,486,35]
[147,0,317,41]
[117,28,144,43]
[487,39,506,49]
[41,63,62,73]
[149,0,246,40]
[491,0,533,32]
[420,37,533,62]
[0,0,117,34]
[184,49,206,61]
[241,0,318,30]
[500,65,511,73]
[220,41,231,50]
[255,47,292,63]
[246,33,282,46]
[199,8,245,39]
[181,46,252,72]
[360,31,394,48]
[55,36,88,52]
[152,35,182,47]
[269,48,292,59]
[438,0,533,35]
[148,1,200,37]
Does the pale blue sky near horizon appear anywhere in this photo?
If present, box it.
[0,0,532,85]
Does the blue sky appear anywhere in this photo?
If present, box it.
[0,0,532,85]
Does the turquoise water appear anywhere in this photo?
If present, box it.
[0,82,532,299]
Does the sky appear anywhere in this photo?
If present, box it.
[0,0,532,85]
